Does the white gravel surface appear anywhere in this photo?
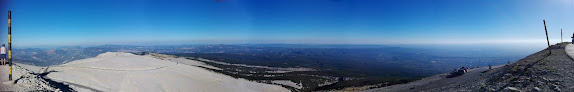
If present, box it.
[44,52,290,92]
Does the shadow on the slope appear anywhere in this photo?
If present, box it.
[31,70,76,92]
[14,70,59,84]
[446,73,463,78]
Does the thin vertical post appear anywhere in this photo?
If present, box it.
[544,20,551,55]
[7,11,12,80]
[561,29,563,43]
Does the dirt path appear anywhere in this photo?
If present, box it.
[409,65,502,91]
[63,81,103,92]
[50,63,178,71]
[363,64,504,92]
[0,65,11,91]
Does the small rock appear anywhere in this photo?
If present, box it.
[534,81,544,87]
[505,74,512,76]
[549,79,560,82]
[512,81,522,84]
[532,87,541,92]
[553,73,562,76]
[522,81,531,86]
[551,84,561,91]
[504,87,522,92]
[540,70,548,75]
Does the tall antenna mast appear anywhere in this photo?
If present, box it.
[543,20,551,55]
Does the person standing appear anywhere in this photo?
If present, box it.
[1,44,6,65]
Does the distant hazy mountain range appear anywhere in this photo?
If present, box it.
[14,44,529,70]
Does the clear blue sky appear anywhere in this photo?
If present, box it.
[0,0,572,47]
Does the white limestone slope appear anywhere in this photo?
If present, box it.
[45,52,290,92]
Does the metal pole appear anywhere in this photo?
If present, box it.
[543,20,551,55]
[561,29,563,43]
[8,11,12,80]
